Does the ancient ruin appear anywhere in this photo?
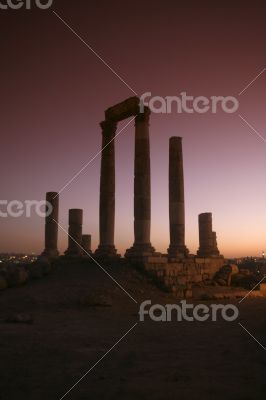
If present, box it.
[41,97,227,294]
[94,97,155,259]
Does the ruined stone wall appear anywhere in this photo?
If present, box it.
[143,256,225,296]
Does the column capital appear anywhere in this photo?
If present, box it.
[135,106,151,124]
[170,136,183,144]
[100,120,117,134]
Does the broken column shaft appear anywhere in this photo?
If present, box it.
[65,209,83,256]
[82,234,92,255]
[212,231,220,256]
[197,212,215,257]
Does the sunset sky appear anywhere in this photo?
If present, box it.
[1,0,266,257]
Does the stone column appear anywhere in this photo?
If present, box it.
[65,209,83,256]
[42,192,59,258]
[167,137,189,258]
[212,231,220,256]
[126,107,154,258]
[82,234,92,255]
[197,213,214,257]
[95,120,117,258]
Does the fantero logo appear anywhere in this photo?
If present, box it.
[0,0,53,9]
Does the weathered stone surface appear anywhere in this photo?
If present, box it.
[214,264,239,286]
[82,234,92,255]
[125,107,155,258]
[105,96,139,121]
[229,264,239,275]
[168,137,189,258]
[212,231,220,256]
[197,213,214,257]
[95,120,118,258]
[42,192,59,258]
[65,209,83,256]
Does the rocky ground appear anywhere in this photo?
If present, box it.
[0,260,266,400]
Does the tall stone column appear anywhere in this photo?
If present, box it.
[126,107,154,258]
[95,120,118,258]
[42,192,59,258]
[65,209,83,256]
[197,213,214,257]
[82,234,92,255]
[167,137,189,258]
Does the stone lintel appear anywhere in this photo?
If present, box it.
[105,97,140,121]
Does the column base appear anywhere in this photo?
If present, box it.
[167,245,189,259]
[94,245,120,260]
[125,243,155,261]
[82,250,93,258]
[197,250,221,257]
[41,249,59,259]
[64,249,83,257]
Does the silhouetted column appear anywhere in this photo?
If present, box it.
[65,209,83,256]
[82,234,92,255]
[95,120,117,258]
[126,107,155,258]
[197,213,214,257]
[167,137,189,258]
[212,231,220,256]
[42,192,59,258]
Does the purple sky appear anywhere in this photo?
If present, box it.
[1,0,266,257]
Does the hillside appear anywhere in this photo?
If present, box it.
[0,260,266,400]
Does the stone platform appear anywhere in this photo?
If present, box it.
[132,255,225,296]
